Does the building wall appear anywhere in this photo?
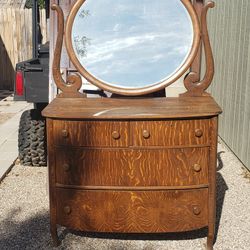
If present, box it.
[208,0,250,169]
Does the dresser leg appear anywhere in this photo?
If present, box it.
[51,225,60,247]
[207,235,214,250]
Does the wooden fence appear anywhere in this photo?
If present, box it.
[0,8,48,90]
[0,0,26,8]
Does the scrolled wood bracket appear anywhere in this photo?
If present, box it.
[52,4,84,98]
[181,1,215,97]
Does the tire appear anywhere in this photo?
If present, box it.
[18,109,47,167]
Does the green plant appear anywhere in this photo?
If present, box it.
[25,0,45,9]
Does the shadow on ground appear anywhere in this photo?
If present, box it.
[0,209,51,250]
[214,151,228,243]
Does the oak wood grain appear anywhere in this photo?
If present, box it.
[56,189,208,233]
[42,97,222,119]
[53,120,129,147]
[55,147,209,186]
[207,116,218,249]
[131,119,210,146]
[52,119,209,147]
[46,119,59,246]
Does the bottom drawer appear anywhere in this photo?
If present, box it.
[56,188,208,233]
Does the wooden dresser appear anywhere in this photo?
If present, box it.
[42,97,222,249]
[44,1,221,248]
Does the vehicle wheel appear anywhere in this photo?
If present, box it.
[18,109,47,166]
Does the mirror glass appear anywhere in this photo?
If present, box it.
[72,0,193,89]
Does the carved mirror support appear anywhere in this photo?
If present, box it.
[181,1,215,97]
[51,0,215,97]
[51,5,84,98]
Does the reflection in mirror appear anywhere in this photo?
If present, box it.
[72,0,193,89]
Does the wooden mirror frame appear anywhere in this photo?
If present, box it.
[64,0,200,96]
[52,0,215,97]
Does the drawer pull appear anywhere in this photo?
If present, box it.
[63,206,71,215]
[193,205,201,215]
[112,131,120,140]
[143,130,150,139]
[195,129,203,138]
[63,163,70,172]
[62,129,68,138]
[193,163,201,172]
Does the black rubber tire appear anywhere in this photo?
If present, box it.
[18,109,47,167]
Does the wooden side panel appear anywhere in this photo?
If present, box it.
[207,116,218,246]
[131,119,210,146]
[46,118,59,245]
[56,189,208,233]
[53,120,129,147]
[55,147,209,186]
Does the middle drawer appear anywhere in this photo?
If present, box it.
[55,147,209,187]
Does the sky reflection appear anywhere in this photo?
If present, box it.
[72,0,193,88]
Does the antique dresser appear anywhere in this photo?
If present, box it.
[42,0,222,249]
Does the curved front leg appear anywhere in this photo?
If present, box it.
[207,234,214,250]
[51,223,60,247]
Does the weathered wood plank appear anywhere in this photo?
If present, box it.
[0,8,48,90]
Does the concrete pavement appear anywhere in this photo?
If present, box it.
[0,94,32,181]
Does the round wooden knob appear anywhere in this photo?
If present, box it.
[195,129,203,138]
[64,206,71,215]
[193,163,202,172]
[112,131,120,140]
[143,130,150,139]
[63,163,70,172]
[62,129,68,138]
[193,205,201,215]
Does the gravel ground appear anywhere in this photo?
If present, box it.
[0,141,249,250]
[0,113,14,125]
[0,94,14,124]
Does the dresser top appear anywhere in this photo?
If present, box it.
[42,96,222,120]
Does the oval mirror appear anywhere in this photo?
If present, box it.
[66,0,200,95]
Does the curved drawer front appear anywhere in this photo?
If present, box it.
[53,120,129,147]
[53,119,210,147]
[56,189,208,233]
[55,147,209,187]
[131,119,210,146]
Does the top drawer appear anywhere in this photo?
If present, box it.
[53,120,129,147]
[131,119,210,146]
[53,119,210,147]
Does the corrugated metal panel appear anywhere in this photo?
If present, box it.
[208,0,250,169]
